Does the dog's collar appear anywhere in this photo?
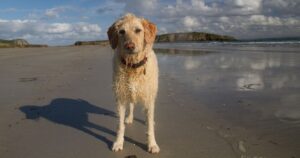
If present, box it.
[121,56,148,69]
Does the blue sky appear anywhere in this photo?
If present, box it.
[0,0,299,45]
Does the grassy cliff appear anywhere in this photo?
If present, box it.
[0,39,47,48]
[73,32,236,46]
[155,32,236,42]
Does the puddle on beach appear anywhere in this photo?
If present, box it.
[155,44,300,156]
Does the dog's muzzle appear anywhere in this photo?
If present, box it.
[124,42,135,52]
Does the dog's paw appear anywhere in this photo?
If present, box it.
[125,117,133,124]
[148,144,160,154]
[112,142,123,152]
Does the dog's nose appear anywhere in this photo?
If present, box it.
[124,42,135,51]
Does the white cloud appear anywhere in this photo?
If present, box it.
[44,6,72,19]
[191,0,211,11]
[45,9,59,18]
[249,15,282,25]
[182,16,200,30]
[0,19,101,45]
[46,23,72,33]
[232,0,262,11]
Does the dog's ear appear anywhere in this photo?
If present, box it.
[107,23,118,49]
[142,19,157,44]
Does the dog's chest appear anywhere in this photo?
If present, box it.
[127,79,139,93]
[114,68,146,94]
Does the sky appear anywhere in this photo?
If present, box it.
[0,0,300,45]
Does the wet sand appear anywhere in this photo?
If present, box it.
[0,45,299,158]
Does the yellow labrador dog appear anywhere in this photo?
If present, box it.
[107,13,160,153]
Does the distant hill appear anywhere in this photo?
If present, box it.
[73,32,236,46]
[74,40,109,46]
[0,39,47,48]
[155,32,236,42]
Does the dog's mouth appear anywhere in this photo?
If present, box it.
[123,48,139,55]
[125,50,138,54]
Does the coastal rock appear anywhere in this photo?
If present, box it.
[13,39,29,47]
[74,40,109,46]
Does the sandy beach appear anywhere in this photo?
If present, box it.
[0,45,300,158]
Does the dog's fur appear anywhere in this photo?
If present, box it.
[107,13,160,153]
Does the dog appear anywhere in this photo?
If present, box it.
[107,13,160,154]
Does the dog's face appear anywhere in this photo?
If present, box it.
[107,14,157,54]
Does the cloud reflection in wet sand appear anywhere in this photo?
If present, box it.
[156,48,300,124]
[157,47,300,156]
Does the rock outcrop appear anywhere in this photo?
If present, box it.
[74,40,109,46]
[13,39,30,47]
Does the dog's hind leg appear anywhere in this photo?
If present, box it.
[112,104,126,152]
[125,103,134,124]
[146,101,160,154]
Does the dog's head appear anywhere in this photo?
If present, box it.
[107,13,157,54]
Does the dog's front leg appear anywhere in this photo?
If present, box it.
[112,104,126,152]
[146,102,160,153]
[125,103,134,124]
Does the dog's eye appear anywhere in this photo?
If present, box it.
[135,28,141,33]
[119,29,125,35]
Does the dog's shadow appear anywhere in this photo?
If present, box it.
[19,98,146,150]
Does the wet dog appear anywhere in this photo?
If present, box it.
[107,13,159,153]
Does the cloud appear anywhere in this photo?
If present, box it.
[114,0,300,38]
[231,0,262,11]
[121,0,158,16]
[191,0,211,11]
[262,0,300,16]
[181,16,200,31]
[0,19,101,45]
[96,1,125,15]
[44,6,70,19]
[96,6,114,14]
[0,8,17,13]
[45,8,60,18]
[160,0,215,18]
[249,15,282,25]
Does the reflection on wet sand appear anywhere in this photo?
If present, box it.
[154,48,214,55]
[158,49,300,92]
[156,47,300,157]
[276,94,300,123]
